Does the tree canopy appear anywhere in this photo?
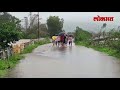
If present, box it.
[47,16,64,37]
[74,26,92,42]
[0,12,22,49]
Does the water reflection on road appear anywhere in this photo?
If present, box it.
[5,43,120,78]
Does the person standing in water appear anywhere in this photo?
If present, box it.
[56,35,60,47]
[52,35,57,46]
[65,34,68,46]
[60,34,65,47]
[68,35,73,46]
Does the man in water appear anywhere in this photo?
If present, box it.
[65,34,68,46]
[52,35,57,46]
[56,35,60,47]
[68,35,73,46]
[60,34,64,47]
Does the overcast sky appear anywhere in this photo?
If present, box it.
[9,12,120,32]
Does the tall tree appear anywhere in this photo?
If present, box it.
[0,12,22,49]
[47,16,64,37]
[74,26,92,41]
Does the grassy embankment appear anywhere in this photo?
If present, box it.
[75,41,120,59]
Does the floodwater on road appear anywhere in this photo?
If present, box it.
[5,43,120,78]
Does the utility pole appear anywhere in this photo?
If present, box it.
[29,12,32,29]
[24,17,28,31]
[38,12,39,41]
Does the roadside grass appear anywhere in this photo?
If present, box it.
[75,41,120,59]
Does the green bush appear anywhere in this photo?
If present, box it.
[0,54,24,77]
[21,44,37,54]
[74,27,92,42]
[0,60,9,70]
[0,54,24,70]
[0,70,7,78]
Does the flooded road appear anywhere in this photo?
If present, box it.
[6,43,120,78]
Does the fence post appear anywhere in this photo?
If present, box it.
[6,47,11,60]
[0,50,2,59]
[2,49,6,60]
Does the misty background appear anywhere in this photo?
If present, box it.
[9,12,120,33]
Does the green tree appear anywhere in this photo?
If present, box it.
[0,12,22,49]
[47,16,64,37]
[74,26,92,42]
